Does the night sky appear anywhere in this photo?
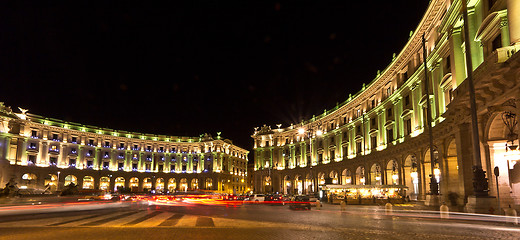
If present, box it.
[0,1,429,155]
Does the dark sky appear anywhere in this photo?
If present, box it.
[0,1,429,154]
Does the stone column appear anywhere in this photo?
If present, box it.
[507,0,520,45]
[40,141,48,165]
[468,7,483,69]
[450,27,466,86]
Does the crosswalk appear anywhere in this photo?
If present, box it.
[0,210,282,228]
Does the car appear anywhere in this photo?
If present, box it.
[265,194,284,205]
[289,196,311,210]
[249,194,265,203]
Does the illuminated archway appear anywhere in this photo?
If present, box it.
[156,178,165,192]
[341,169,352,184]
[191,178,199,190]
[329,170,339,184]
[100,177,110,191]
[21,173,37,188]
[168,178,176,192]
[83,176,94,189]
[386,160,399,185]
[180,178,188,191]
[44,174,58,192]
[64,175,77,186]
[205,178,213,190]
[370,164,382,185]
[143,178,152,191]
[129,177,139,192]
[356,166,365,185]
[114,177,125,191]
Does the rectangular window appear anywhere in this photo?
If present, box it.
[28,155,36,165]
[69,158,76,168]
[132,163,138,171]
[105,141,110,148]
[71,137,77,144]
[329,150,335,160]
[159,147,164,152]
[31,130,38,138]
[356,142,362,154]
[87,150,93,157]
[182,164,187,172]
[87,160,93,169]
[387,129,394,142]
[120,143,125,149]
[49,157,57,166]
[118,162,124,171]
[405,118,412,136]
[89,139,94,146]
[158,164,164,172]
[103,162,109,169]
[104,152,109,158]
[371,136,377,149]
[386,87,392,97]
[52,134,59,141]
[387,108,393,118]
[29,142,37,149]
[71,148,77,154]
[405,95,410,106]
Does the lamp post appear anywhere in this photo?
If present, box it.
[56,171,61,191]
[462,0,489,197]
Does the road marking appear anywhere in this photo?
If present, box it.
[195,217,215,227]
[158,213,184,227]
[48,213,106,226]
[79,211,140,226]
[122,211,163,226]
[175,215,198,227]
[129,212,174,227]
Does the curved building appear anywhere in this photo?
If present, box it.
[252,0,520,211]
[0,106,249,194]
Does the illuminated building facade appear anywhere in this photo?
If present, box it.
[0,107,249,194]
[253,0,520,211]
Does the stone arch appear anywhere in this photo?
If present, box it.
[355,166,365,185]
[179,178,188,191]
[129,177,139,192]
[329,170,339,184]
[168,178,176,192]
[64,175,77,187]
[99,177,110,191]
[423,147,440,194]
[341,169,352,184]
[304,173,313,194]
[403,154,419,199]
[317,172,325,185]
[44,174,58,192]
[21,173,37,188]
[283,175,292,194]
[191,178,199,190]
[82,176,94,189]
[385,160,399,185]
[143,178,152,191]
[294,175,303,195]
[205,178,213,190]
[114,177,125,191]
[156,178,165,192]
[370,163,382,185]
[442,138,461,206]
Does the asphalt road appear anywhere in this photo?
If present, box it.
[0,201,518,240]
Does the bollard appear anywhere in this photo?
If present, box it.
[316,200,321,210]
[504,205,518,225]
[440,203,449,219]
[385,203,392,214]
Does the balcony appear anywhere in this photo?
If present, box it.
[117,155,125,159]
[132,148,140,151]
[70,150,78,155]
[117,147,125,150]
[49,149,60,154]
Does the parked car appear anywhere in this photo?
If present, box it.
[289,195,311,210]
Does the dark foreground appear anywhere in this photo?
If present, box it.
[0,200,518,240]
